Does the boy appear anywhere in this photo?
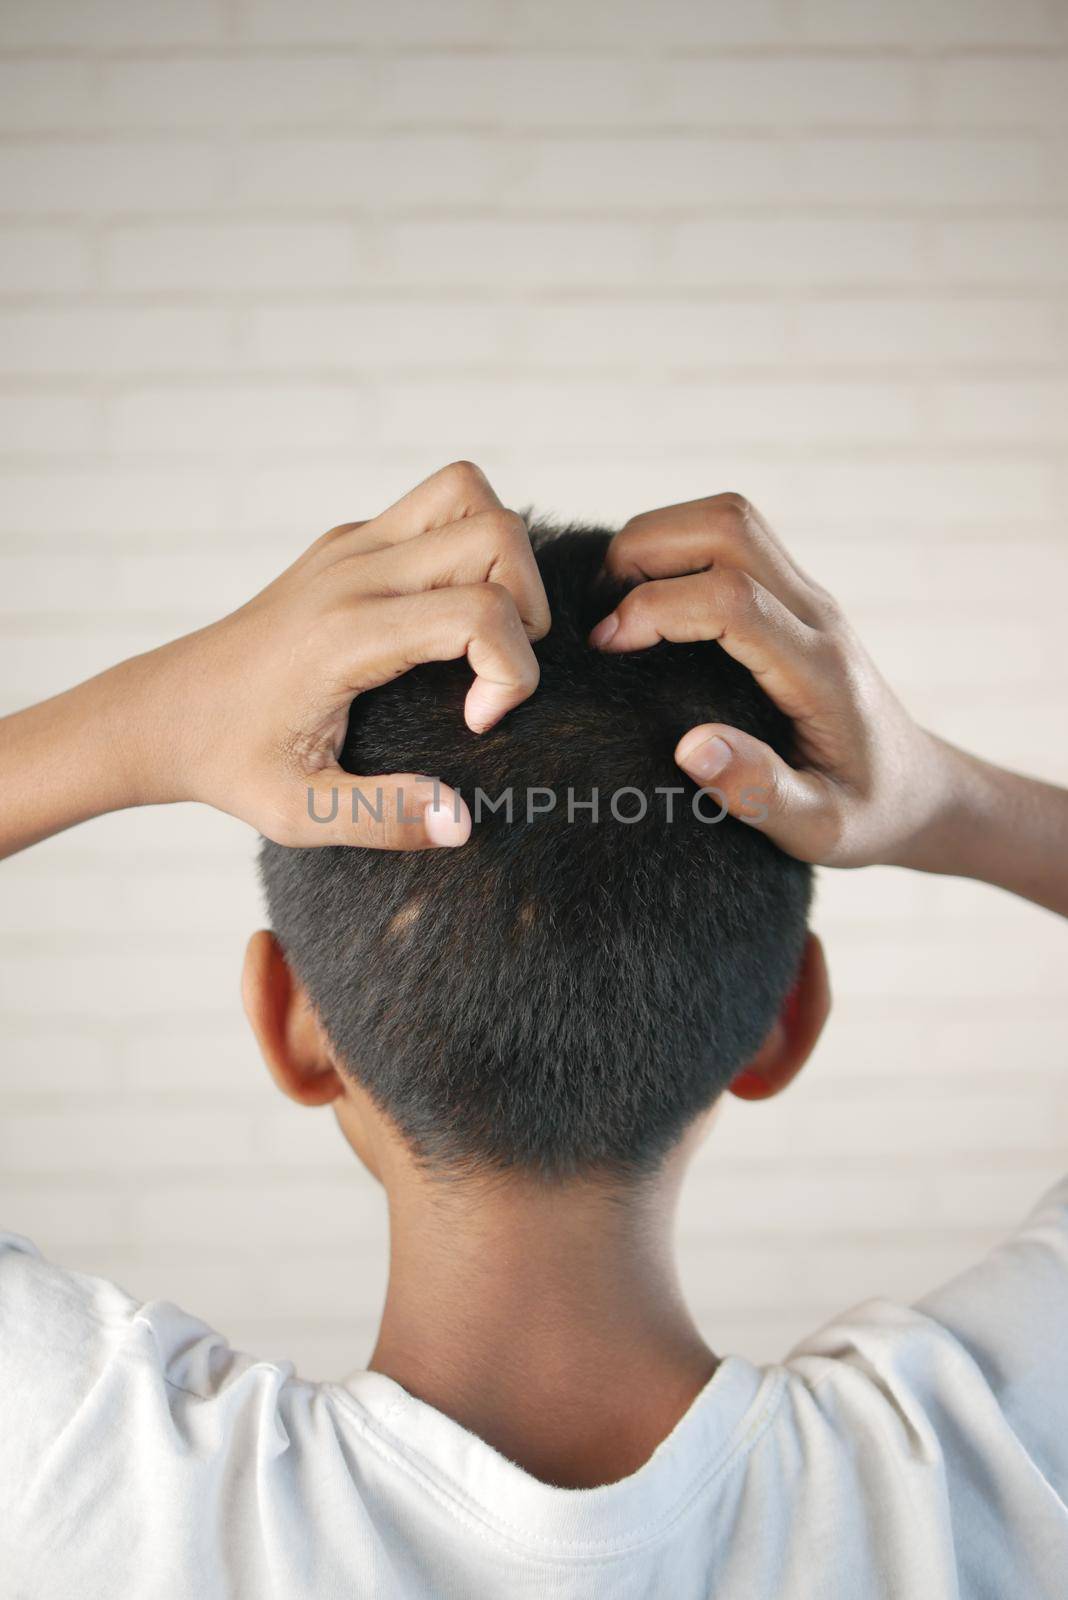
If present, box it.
[2,462,1066,1596]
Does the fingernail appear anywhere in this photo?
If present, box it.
[588,613,619,649]
[679,734,731,782]
[425,793,471,848]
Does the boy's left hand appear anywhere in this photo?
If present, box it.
[592,492,946,870]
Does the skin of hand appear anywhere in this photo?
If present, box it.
[5,472,1065,901]
[155,460,554,848]
[0,461,550,857]
[590,493,977,872]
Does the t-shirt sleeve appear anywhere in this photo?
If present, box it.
[0,1230,288,1582]
[916,1173,1068,1498]
[0,1232,146,1500]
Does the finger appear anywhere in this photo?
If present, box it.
[590,567,822,724]
[350,507,550,639]
[337,460,503,555]
[674,724,839,862]
[291,769,472,850]
[341,583,540,734]
[605,494,823,622]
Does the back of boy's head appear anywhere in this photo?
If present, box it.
[260,524,813,1182]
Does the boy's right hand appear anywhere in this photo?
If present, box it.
[0,460,553,863]
[128,461,550,851]
[591,492,956,871]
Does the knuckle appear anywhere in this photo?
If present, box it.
[517,654,541,693]
[815,627,851,675]
[610,520,643,555]
[474,579,515,624]
[478,505,528,554]
[711,564,758,617]
[763,763,790,819]
[497,506,528,542]
[711,490,752,523]
[310,520,367,562]
[371,790,407,847]
[440,458,487,499]
[809,791,849,862]
[303,523,349,561]
[602,529,636,578]
[528,605,551,641]
[618,582,654,627]
[811,584,843,628]
[606,517,656,574]
[604,515,655,566]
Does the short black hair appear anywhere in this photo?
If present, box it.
[260,524,813,1181]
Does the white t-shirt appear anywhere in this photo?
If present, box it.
[2,1177,1067,1599]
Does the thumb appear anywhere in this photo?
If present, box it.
[674,724,833,862]
[288,769,472,849]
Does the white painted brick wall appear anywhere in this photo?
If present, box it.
[0,0,1066,1379]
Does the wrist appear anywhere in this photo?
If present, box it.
[95,640,196,811]
[887,733,1000,880]
[0,651,181,861]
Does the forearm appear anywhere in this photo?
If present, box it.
[0,654,165,861]
[897,734,1068,918]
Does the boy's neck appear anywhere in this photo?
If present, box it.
[368,1169,717,1489]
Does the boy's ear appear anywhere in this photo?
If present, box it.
[241,930,344,1107]
[728,933,830,1103]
